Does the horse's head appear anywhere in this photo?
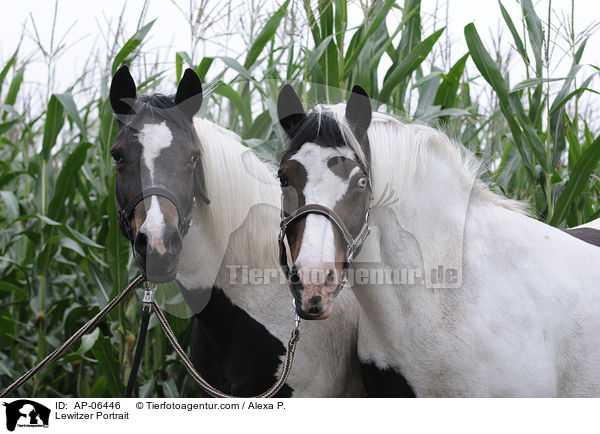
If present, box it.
[277,85,372,319]
[109,65,209,282]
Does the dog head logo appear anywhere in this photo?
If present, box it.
[2,400,50,431]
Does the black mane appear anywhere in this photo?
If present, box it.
[280,111,346,163]
[115,93,195,133]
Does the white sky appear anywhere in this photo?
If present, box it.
[0,0,598,104]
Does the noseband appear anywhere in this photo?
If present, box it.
[278,183,372,294]
[117,171,211,242]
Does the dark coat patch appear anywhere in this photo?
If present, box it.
[360,361,416,397]
[190,286,293,397]
[564,227,600,248]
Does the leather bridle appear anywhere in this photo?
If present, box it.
[278,177,372,295]
[117,171,211,242]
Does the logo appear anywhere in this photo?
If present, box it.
[2,400,50,432]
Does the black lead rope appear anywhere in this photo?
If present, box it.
[124,283,156,397]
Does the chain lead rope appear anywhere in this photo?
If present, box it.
[152,298,301,398]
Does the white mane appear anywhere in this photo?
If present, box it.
[315,103,529,215]
[192,117,280,269]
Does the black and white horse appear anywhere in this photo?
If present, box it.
[276,84,600,397]
[109,66,365,397]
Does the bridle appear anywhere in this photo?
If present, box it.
[278,175,372,295]
[117,169,211,242]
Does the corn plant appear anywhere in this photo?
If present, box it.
[0,0,598,397]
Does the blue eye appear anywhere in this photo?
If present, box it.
[357,177,368,189]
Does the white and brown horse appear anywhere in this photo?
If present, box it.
[109,66,364,397]
[276,84,600,397]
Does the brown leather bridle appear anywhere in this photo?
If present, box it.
[278,178,372,295]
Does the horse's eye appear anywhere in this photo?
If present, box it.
[190,152,200,165]
[278,173,289,187]
[111,151,123,164]
[356,177,368,190]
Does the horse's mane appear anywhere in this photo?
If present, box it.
[192,117,280,268]
[309,103,529,215]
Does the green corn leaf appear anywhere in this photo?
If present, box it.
[434,53,469,109]
[196,57,214,81]
[307,35,334,76]
[510,77,567,94]
[41,95,66,162]
[343,0,396,74]
[0,120,18,135]
[244,0,290,69]
[90,330,123,396]
[522,0,544,74]
[499,1,529,65]
[0,190,19,221]
[105,178,130,296]
[550,135,600,226]
[244,110,272,139]
[465,22,536,173]
[379,28,445,102]
[111,19,156,74]
[217,56,254,81]
[175,51,193,82]
[213,82,252,129]
[3,66,24,107]
[47,141,92,221]
[55,93,87,139]
[0,47,19,98]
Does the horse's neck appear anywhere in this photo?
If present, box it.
[380,150,475,289]
[176,118,281,293]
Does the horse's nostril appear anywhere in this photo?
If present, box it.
[134,231,148,257]
[290,265,301,284]
[165,226,182,255]
[308,306,321,314]
[325,269,335,286]
[308,295,322,306]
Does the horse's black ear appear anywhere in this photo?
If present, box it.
[175,68,203,121]
[110,65,137,116]
[278,84,306,137]
[345,85,371,133]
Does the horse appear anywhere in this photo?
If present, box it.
[108,66,365,397]
[275,83,600,397]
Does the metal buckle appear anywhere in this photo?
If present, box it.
[292,298,301,328]
[143,282,157,305]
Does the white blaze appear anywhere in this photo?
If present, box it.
[138,121,173,182]
[290,143,356,270]
[138,121,172,245]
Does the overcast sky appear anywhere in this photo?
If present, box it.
[0,0,598,99]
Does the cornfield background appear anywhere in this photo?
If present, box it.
[0,0,598,397]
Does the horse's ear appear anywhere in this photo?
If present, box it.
[345,85,371,134]
[175,68,203,121]
[110,65,137,116]
[278,84,306,137]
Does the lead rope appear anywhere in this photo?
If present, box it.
[0,276,145,398]
[125,282,156,397]
[153,299,301,398]
[1,276,300,399]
